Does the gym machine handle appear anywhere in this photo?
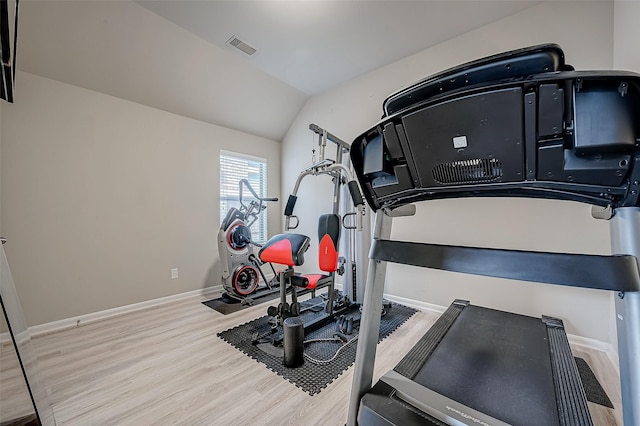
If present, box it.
[239,179,278,203]
[348,180,365,231]
[285,183,365,231]
[348,180,364,208]
[284,195,297,216]
[285,180,362,212]
[287,215,300,230]
[285,195,298,230]
[342,212,358,230]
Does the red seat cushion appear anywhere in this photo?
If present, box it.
[258,233,309,266]
[301,274,331,290]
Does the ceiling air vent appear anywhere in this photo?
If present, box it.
[226,35,258,56]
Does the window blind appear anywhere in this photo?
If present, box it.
[220,152,268,244]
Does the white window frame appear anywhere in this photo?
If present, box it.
[219,151,269,244]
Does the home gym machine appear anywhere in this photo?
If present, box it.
[218,178,279,304]
[283,123,369,306]
[255,124,368,345]
[346,44,640,425]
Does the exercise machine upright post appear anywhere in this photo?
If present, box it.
[611,207,640,425]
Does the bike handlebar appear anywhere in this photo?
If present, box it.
[239,179,278,204]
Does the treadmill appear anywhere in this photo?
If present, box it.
[345,44,640,426]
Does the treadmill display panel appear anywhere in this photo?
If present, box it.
[352,50,640,211]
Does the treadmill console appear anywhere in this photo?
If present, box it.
[351,45,640,211]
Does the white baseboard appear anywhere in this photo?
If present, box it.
[381,293,447,315]
[604,345,621,376]
[0,286,222,344]
[567,335,619,375]
[334,282,447,315]
[566,333,611,353]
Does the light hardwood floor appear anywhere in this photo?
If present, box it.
[1,291,622,425]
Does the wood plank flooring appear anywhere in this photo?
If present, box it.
[1,290,622,425]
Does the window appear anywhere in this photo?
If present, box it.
[220,152,268,244]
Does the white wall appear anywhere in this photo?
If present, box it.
[614,0,640,72]
[282,1,615,340]
[608,0,640,358]
[1,72,281,326]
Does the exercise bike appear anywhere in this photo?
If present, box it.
[218,179,279,305]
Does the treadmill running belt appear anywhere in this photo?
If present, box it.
[412,305,560,426]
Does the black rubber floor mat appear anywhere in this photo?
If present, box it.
[202,291,281,315]
[574,357,614,408]
[218,299,417,395]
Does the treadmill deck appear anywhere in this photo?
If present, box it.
[359,301,592,426]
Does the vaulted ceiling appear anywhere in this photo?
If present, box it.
[16,1,539,141]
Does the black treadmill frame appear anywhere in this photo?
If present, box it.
[352,70,640,212]
[346,45,640,426]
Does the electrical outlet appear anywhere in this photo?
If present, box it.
[171,268,179,279]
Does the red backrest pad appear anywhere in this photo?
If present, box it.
[317,214,341,272]
[318,234,338,272]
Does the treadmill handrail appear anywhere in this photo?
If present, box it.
[370,239,640,292]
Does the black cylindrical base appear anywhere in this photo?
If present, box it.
[283,317,304,368]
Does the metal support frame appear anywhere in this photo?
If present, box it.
[347,205,640,425]
[611,206,640,426]
[307,126,364,298]
[347,209,393,426]
[284,124,367,303]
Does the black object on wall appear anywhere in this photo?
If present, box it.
[1,0,18,103]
